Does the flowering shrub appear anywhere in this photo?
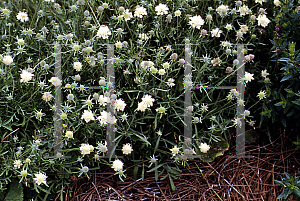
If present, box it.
[0,0,283,197]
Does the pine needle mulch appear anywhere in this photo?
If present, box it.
[61,127,300,201]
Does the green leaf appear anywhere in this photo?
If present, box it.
[154,135,161,154]
[166,165,181,175]
[147,163,166,173]
[142,163,145,181]
[277,188,288,199]
[168,174,176,192]
[281,74,293,82]
[133,133,151,146]
[275,179,285,187]
[284,88,294,94]
[294,189,300,197]
[4,179,23,201]
[133,165,139,181]
[285,172,291,180]
[292,99,300,106]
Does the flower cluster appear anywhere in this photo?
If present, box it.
[0,0,280,192]
[137,94,155,112]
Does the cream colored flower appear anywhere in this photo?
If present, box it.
[255,0,266,5]
[34,172,47,185]
[122,9,133,21]
[199,142,210,153]
[261,70,269,78]
[96,25,111,39]
[158,69,165,75]
[156,106,166,114]
[65,131,73,139]
[73,62,82,71]
[257,14,270,28]
[167,78,175,87]
[115,99,126,111]
[274,0,281,6]
[42,92,52,102]
[81,110,95,123]
[155,3,169,15]
[257,90,266,100]
[21,170,28,177]
[239,5,249,16]
[244,72,254,83]
[174,10,181,17]
[211,28,222,37]
[142,94,155,107]
[17,38,25,46]
[140,60,154,69]
[170,145,179,156]
[3,55,13,65]
[98,95,109,106]
[20,70,34,83]
[134,5,147,18]
[112,159,123,171]
[13,159,22,169]
[122,143,133,155]
[49,77,61,86]
[80,143,94,155]
[240,25,248,34]
[138,33,149,40]
[225,24,232,31]
[97,111,117,125]
[115,41,122,48]
[137,102,147,112]
[216,5,229,16]
[189,15,204,29]
[244,110,250,117]
[16,11,29,22]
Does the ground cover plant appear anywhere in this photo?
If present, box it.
[0,0,299,200]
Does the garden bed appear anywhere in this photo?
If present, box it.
[53,126,299,201]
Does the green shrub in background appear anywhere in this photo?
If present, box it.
[260,0,300,127]
[0,0,288,198]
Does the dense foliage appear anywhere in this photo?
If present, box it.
[0,0,298,199]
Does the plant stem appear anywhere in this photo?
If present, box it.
[195,162,223,201]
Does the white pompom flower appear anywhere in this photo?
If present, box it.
[49,77,61,86]
[155,3,169,15]
[96,25,112,39]
[122,143,133,155]
[141,94,155,107]
[137,102,147,112]
[257,14,270,28]
[114,99,126,112]
[199,142,210,153]
[81,110,95,123]
[16,11,29,22]
[189,15,204,29]
[3,55,13,65]
[20,70,34,83]
[134,5,147,18]
[112,159,124,172]
[73,62,82,71]
[80,143,94,155]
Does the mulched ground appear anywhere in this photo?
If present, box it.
[57,126,300,201]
